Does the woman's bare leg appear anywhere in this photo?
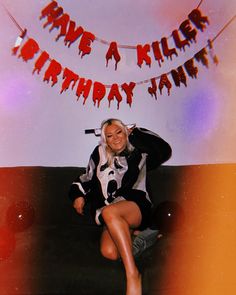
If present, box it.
[100,227,119,260]
[100,200,142,295]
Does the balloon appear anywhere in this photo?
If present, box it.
[151,201,184,234]
[0,226,16,261]
[5,201,35,233]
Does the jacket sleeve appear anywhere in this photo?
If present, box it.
[128,127,172,171]
[68,146,98,202]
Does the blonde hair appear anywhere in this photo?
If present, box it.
[100,118,133,166]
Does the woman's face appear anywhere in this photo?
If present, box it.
[105,123,127,154]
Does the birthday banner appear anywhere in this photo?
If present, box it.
[39,1,209,68]
[9,1,224,108]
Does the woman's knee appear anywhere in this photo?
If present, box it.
[102,201,141,228]
[101,205,118,223]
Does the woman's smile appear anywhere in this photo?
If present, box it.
[105,124,127,154]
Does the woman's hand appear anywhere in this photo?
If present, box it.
[73,197,85,215]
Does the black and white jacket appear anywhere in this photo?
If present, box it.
[69,127,172,218]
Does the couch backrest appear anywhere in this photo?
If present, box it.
[1,164,235,228]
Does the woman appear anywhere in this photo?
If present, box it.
[69,118,172,295]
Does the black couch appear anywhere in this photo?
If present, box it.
[0,164,235,295]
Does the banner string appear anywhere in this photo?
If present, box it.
[211,14,236,42]
[1,2,24,33]
[196,0,204,9]
[2,0,205,50]
[95,0,205,48]
[133,13,236,87]
[2,2,236,88]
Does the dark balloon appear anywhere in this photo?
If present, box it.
[0,226,16,261]
[5,201,35,233]
[151,201,184,234]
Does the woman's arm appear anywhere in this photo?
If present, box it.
[128,127,172,170]
[68,146,99,203]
